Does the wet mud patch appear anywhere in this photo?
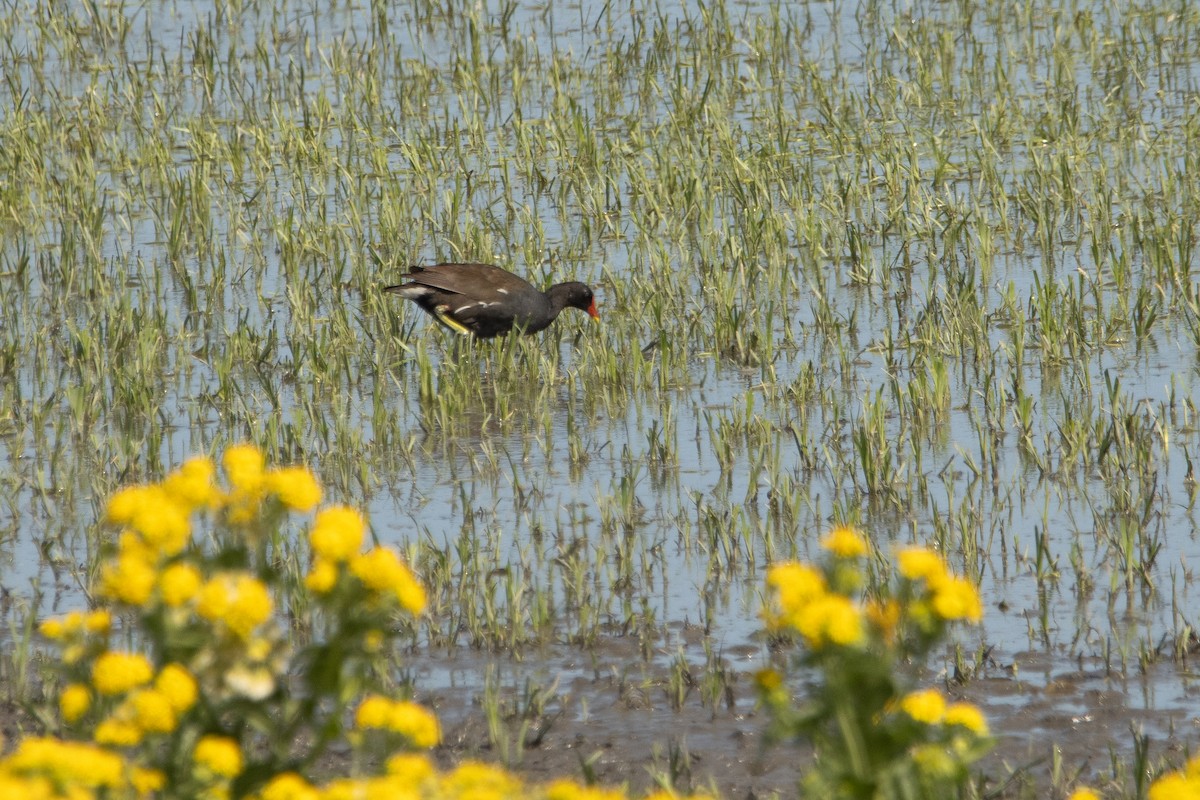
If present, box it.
[415,640,1200,797]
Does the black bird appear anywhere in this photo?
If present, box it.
[385,263,599,338]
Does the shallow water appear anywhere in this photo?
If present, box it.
[3,0,1200,786]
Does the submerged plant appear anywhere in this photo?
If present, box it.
[757,526,990,800]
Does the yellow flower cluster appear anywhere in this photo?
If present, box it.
[196,571,274,640]
[1148,753,1200,800]
[896,547,983,623]
[28,447,444,798]
[224,444,323,523]
[92,652,154,696]
[92,449,321,615]
[765,533,985,652]
[90,661,199,747]
[38,610,112,641]
[764,529,872,649]
[193,735,244,778]
[354,695,441,748]
[304,508,427,616]
[898,689,988,735]
[0,738,125,794]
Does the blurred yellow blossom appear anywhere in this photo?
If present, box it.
[105,485,191,555]
[159,561,203,607]
[900,688,947,724]
[97,551,157,607]
[305,558,339,594]
[196,572,273,639]
[258,772,321,800]
[386,753,435,784]
[156,663,198,713]
[129,688,177,734]
[59,684,90,723]
[94,716,143,747]
[944,702,989,735]
[2,737,125,788]
[162,456,218,511]
[930,575,983,623]
[1067,789,1101,800]
[310,506,365,562]
[896,547,948,584]
[223,444,266,493]
[441,760,522,798]
[194,735,244,778]
[354,696,440,748]
[793,593,866,648]
[350,547,427,614]
[821,525,869,558]
[91,651,154,696]
[266,466,322,512]
[131,767,167,794]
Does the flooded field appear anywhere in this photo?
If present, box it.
[3,0,1200,795]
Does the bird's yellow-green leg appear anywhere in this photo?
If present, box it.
[434,305,473,336]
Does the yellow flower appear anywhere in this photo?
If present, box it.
[1148,773,1200,800]
[258,772,321,800]
[354,696,441,748]
[131,767,167,794]
[911,743,957,778]
[896,547,949,584]
[92,651,154,696]
[441,760,522,797]
[59,684,91,723]
[197,572,273,639]
[350,547,427,614]
[105,485,191,555]
[944,702,989,735]
[223,444,266,493]
[791,593,866,648]
[900,688,947,724]
[545,779,627,800]
[162,456,219,511]
[97,551,158,607]
[354,695,393,729]
[388,700,441,748]
[821,525,869,558]
[39,617,66,640]
[129,688,177,734]
[310,506,365,562]
[266,466,323,512]
[394,567,428,616]
[931,576,983,623]
[305,559,339,595]
[766,562,827,615]
[159,562,203,607]
[94,716,144,746]
[194,735,244,778]
[84,610,113,634]
[386,753,435,784]
[156,663,199,713]
[1067,789,1102,800]
[3,737,125,787]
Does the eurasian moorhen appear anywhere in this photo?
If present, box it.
[385,263,600,338]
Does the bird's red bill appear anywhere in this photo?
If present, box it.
[587,298,600,319]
